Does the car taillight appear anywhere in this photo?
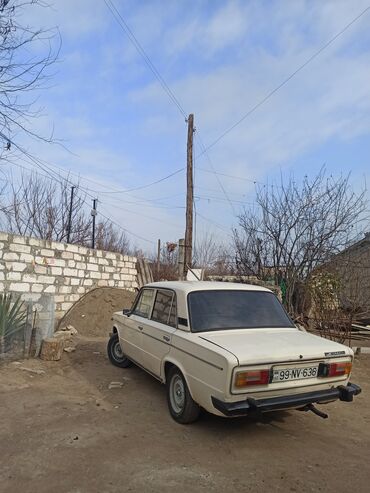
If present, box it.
[235,369,270,388]
[328,362,352,377]
[319,361,352,378]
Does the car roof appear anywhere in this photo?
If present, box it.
[145,281,272,295]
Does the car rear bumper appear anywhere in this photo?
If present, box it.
[211,383,362,417]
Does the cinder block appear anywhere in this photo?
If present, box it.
[9,282,30,292]
[10,243,31,254]
[3,252,19,261]
[6,262,26,272]
[51,267,62,276]
[23,274,37,283]
[104,266,115,273]
[79,246,88,255]
[51,242,65,251]
[61,251,74,260]
[65,244,80,254]
[44,285,56,293]
[73,254,82,261]
[53,259,66,267]
[89,271,100,279]
[105,252,117,260]
[71,278,80,286]
[12,235,26,244]
[64,268,77,277]
[34,265,48,275]
[83,279,93,286]
[31,284,44,293]
[98,280,108,287]
[20,253,34,263]
[98,258,109,266]
[37,275,55,284]
[28,238,41,246]
[76,262,87,270]
[40,249,54,257]
[61,302,73,311]
[0,232,9,241]
[86,263,99,271]
[67,260,76,268]
[59,286,72,294]
[0,272,4,281]
[6,272,21,281]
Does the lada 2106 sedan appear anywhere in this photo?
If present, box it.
[107,281,361,424]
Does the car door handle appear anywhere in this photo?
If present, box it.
[163,335,170,342]
[138,326,143,331]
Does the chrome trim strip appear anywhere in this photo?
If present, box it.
[140,331,224,371]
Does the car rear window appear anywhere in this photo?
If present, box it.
[188,290,294,332]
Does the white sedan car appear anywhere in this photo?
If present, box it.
[107,281,361,424]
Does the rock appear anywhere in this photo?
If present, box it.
[40,337,64,361]
[59,325,78,336]
[108,381,124,389]
[19,366,45,375]
[63,346,76,353]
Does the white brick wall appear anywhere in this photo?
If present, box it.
[0,231,137,321]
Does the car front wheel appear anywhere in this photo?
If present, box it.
[107,333,132,368]
[167,367,200,424]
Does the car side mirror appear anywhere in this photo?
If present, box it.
[123,308,131,316]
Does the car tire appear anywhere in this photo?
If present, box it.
[166,366,200,424]
[107,333,133,368]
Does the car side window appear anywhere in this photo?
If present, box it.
[151,289,177,328]
[132,289,155,319]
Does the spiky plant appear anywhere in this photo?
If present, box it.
[0,293,27,340]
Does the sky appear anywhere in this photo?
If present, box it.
[10,0,370,252]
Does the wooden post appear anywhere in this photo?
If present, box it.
[156,239,161,276]
[184,113,194,277]
[67,186,75,243]
[91,198,97,249]
[178,238,185,280]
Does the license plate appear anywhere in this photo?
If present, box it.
[272,365,318,382]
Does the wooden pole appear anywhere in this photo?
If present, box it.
[184,113,194,277]
[178,238,185,280]
[156,239,161,277]
[91,198,97,249]
[66,186,75,244]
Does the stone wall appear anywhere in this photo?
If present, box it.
[0,231,137,322]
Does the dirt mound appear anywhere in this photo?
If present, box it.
[58,287,136,337]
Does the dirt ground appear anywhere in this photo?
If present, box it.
[58,288,136,336]
[1,337,370,493]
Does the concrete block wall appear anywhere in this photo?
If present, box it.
[0,231,137,322]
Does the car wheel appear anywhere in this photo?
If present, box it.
[167,367,200,424]
[107,333,132,368]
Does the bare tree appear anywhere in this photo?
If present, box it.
[0,0,59,161]
[233,169,367,316]
[1,171,91,243]
[95,220,130,255]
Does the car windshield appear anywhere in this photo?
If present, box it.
[188,290,295,332]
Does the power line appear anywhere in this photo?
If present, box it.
[195,133,236,215]
[97,167,185,194]
[104,0,187,119]
[196,166,265,185]
[197,4,370,156]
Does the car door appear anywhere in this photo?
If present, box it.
[120,288,155,366]
[140,289,177,378]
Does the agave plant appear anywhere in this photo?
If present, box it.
[0,293,27,340]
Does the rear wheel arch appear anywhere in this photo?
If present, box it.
[163,360,194,398]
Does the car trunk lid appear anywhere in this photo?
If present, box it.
[199,328,351,366]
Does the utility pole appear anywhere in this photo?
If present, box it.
[178,238,185,280]
[66,185,75,244]
[184,113,194,278]
[91,199,97,249]
[156,239,161,277]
